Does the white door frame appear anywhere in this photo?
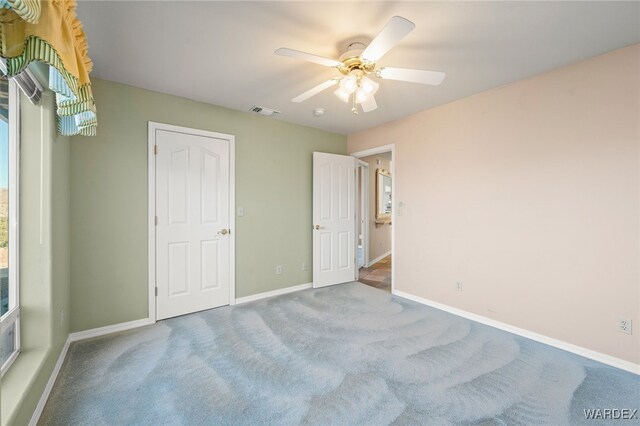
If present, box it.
[356,160,369,270]
[351,144,395,293]
[147,122,236,322]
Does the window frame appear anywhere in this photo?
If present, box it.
[1,79,20,376]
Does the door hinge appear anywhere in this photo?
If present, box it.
[155,216,158,226]
[154,145,158,155]
[155,287,158,297]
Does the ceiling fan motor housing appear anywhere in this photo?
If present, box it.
[338,45,376,75]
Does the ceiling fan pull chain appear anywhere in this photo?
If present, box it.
[351,93,358,115]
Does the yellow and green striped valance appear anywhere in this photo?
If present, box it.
[0,0,96,136]
[0,0,39,24]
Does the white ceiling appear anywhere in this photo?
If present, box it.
[78,1,640,135]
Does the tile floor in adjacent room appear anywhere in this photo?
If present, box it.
[359,255,391,292]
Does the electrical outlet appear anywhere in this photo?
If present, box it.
[456,281,463,291]
[276,265,283,275]
[618,318,632,334]
[301,262,307,272]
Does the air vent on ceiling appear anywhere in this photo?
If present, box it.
[250,106,281,116]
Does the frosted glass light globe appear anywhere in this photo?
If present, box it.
[355,88,369,104]
[334,87,350,103]
[360,77,379,95]
[339,75,357,94]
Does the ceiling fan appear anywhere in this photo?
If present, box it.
[275,16,445,114]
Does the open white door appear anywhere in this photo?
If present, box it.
[313,152,356,288]
[154,126,232,320]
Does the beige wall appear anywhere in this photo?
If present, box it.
[360,153,392,262]
[348,45,640,365]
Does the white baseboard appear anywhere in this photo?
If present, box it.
[393,289,640,375]
[30,317,155,425]
[367,250,391,267]
[235,282,312,305]
[33,285,637,426]
[29,337,71,426]
[30,286,319,424]
[68,317,155,342]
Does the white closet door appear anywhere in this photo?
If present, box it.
[155,129,230,320]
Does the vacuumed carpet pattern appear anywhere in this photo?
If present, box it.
[40,283,639,425]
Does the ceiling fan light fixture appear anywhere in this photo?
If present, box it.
[276,15,445,115]
[355,87,369,104]
[334,87,350,103]
[339,75,358,94]
[360,95,378,113]
[360,76,379,95]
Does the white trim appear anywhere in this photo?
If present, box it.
[0,347,18,378]
[7,79,19,313]
[147,122,236,318]
[350,144,396,159]
[356,161,369,271]
[1,80,21,377]
[367,250,391,267]
[30,278,306,424]
[68,318,155,342]
[147,123,157,323]
[0,306,19,334]
[28,337,71,426]
[229,134,236,305]
[393,289,640,375]
[351,144,395,292]
[235,283,312,305]
[28,292,639,426]
[30,316,156,425]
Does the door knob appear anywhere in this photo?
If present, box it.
[313,225,323,230]
[218,228,230,235]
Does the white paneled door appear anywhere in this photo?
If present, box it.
[313,152,356,288]
[154,127,232,320]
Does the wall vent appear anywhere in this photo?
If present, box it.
[250,106,281,116]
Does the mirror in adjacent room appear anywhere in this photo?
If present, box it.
[376,169,392,223]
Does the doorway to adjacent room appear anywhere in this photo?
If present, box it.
[352,145,394,293]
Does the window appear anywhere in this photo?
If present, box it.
[0,74,19,376]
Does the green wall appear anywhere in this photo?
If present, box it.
[69,78,346,332]
[1,90,71,425]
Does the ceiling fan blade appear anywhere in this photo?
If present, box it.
[275,48,341,67]
[360,95,378,113]
[292,79,339,103]
[361,16,415,63]
[378,67,446,85]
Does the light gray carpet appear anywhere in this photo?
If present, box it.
[40,282,639,425]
